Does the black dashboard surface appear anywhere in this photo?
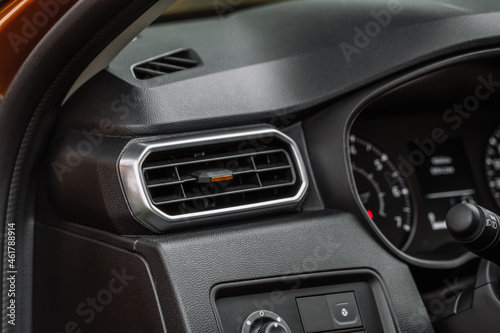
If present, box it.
[40,1,500,332]
[58,0,500,137]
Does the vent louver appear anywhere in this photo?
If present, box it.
[132,49,201,80]
[119,128,308,232]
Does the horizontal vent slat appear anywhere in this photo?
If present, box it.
[155,186,300,216]
[142,149,286,170]
[152,181,295,205]
[145,165,292,188]
[146,61,187,72]
[146,177,196,188]
[133,67,165,77]
[162,56,198,66]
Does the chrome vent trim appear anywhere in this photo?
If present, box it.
[119,128,309,232]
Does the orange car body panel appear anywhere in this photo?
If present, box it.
[0,0,77,97]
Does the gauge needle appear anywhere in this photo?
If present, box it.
[359,190,371,205]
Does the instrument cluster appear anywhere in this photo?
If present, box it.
[350,108,500,261]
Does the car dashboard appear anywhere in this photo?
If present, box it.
[29,1,500,332]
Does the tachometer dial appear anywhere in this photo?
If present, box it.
[485,127,500,208]
[349,135,415,250]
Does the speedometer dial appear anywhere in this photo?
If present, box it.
[349,135,416,250]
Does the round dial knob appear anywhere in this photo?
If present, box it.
[258,321,288,333]
[241,310,291,333]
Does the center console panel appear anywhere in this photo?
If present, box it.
[213,270,395,333]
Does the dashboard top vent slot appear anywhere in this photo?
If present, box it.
[132,49,201,80]
[119,128,308,232]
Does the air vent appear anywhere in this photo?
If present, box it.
[132,49,201,80]
[119,128,308,232]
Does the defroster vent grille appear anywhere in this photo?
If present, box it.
[132,49,201,80]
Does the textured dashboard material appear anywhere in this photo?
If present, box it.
[133,211,434,333]
[57,0,500,137]
[38,1,500,332]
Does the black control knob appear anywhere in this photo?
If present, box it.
[241,310,291,333]
[257,321,288,333]
[446,203,500,265]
